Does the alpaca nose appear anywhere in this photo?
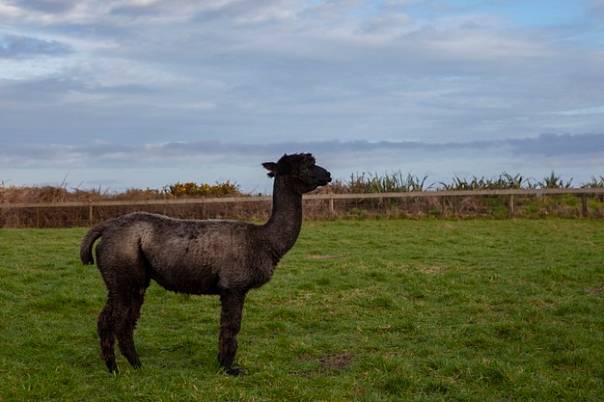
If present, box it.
[315,166,331,184]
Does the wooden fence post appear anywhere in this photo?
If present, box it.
[581,194,588,218]
[508,195,515,218]
[89,203,94,225]
[329,197,335,217]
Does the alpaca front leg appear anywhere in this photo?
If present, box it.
[218,290,246,375]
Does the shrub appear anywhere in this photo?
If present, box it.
[166,181,240,198]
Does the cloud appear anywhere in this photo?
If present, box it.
[552,105,604,116]
[2,133,603,169]
[0,34,71,58]
[508,133,604,156]
[12,0,76,14]
[590,0,604,17]
[2,0,304,27]
[1,0,604,188]
[3,133,603,191]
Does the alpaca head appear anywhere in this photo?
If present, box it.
[262,153,332,193]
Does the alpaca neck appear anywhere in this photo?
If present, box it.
[261,176,303,261]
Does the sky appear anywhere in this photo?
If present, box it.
[1,0,604,193]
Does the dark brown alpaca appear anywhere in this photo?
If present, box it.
[80,153,331,375]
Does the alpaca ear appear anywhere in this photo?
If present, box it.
[262,162,278,177]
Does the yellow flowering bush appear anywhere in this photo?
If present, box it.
[166,181,240,198]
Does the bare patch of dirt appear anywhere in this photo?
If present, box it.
[416,264,445,274]
[306,254,339,260]
[585,286,604,295]
[319,352,353,370]
[293,352,353,377]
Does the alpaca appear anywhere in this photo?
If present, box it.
[80,153,331,375]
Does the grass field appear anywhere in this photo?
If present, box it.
[1,219,603,401]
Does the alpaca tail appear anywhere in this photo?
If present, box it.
[80,222,107,265]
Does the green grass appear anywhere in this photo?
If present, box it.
[1,219,603,401]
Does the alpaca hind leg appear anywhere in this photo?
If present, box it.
[95,236,147,372]
[115,288,146,368]
[98,300,118,373]
[218,291,246,375]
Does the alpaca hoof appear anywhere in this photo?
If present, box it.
[106,361,119,374]
[225,366,246,376]
[127,355,142,369]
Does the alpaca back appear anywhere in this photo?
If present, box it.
[96,212,271,294]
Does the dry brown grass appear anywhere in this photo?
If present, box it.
[0,185,162,204]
